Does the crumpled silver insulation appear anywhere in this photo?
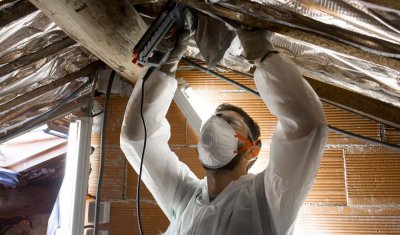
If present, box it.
[0,44,98,105]
[185,0,399,105]
[215,0,400,57]
[0,10,67,65]
[252,0,400,44]
[0,78,92,136]
[270,33,400,107]
[186,33,400,107]
[0,10,98,138]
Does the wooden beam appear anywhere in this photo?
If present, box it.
[0,0,37,27]
[0,60,104,113]
[305,77,400,129]
[0,37,76,77]
[29,0,147,83]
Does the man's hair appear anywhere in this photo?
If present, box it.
[205,103,262,172]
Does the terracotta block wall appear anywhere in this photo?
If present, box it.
[89,69,400,234]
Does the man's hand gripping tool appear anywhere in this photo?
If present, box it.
[132,4,185,68]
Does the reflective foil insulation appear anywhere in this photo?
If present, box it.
[0,10,98,139]
[185,0,399,107]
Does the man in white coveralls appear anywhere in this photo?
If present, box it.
[120,16,328,235]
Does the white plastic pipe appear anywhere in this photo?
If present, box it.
[57,117,93,235]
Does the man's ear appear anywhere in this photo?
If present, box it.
[245,146,260,160]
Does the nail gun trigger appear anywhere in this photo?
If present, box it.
[132,49,139,64]
[165,25,177,39]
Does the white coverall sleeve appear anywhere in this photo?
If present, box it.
[254,54,328,235]
[120,70,199,220]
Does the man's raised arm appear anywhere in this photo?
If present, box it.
[120,16,198,219]
[238,30,328,234]
[120,70,199,220]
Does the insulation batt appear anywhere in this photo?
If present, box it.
[120,54,328,235]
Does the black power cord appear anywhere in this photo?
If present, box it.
[137,67,155,235]
[93,70,116,235]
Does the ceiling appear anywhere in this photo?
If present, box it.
[0,0,399,142]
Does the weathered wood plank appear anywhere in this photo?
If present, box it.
[29,0,147,83]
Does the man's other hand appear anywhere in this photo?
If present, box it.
[236,28,276,63]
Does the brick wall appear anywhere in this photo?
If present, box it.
[89,69,400,234]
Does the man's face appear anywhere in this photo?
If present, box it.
[214,110,251,143]
[197,110,255,170]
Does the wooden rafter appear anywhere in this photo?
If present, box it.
[29,0,147,83]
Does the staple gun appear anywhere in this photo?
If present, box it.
[132,4,186,68]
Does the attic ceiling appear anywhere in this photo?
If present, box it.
[0,0,400,142]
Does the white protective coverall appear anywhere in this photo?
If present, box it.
[120,54,328,235]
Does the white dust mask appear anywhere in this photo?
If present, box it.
[197,116,239,169]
